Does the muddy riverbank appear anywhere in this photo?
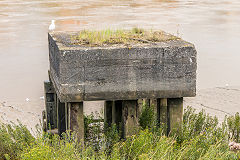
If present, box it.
[1,86,240,133]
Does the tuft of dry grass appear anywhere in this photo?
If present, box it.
[70,28,180,46]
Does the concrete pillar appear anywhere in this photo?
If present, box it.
[104,101,113,130]
[122,100,139,138]
[65,103,70,131]
[167,98,183,134]
[57,99,66,136]
[150,99,158,120]
[44,81,57,130]
[69,102,84,143]
[158,98,168,134]
[112,101,122,131]
[137,99,143,117]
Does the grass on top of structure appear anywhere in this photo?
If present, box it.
[70,28,180,47]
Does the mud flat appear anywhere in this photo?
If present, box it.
[1,86,240,131]
[184,86,240,122]
[0,99,103,133]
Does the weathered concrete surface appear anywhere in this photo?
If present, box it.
[122,100,139,138]
[168,98,183,133]
[69,102,84,143]
[44,81,57,129]
[48,31,197,102]
[159,98,168,132]
[57,99,66,135]
[104,101,113,129]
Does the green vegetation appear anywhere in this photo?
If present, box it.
[0,121,34,160]
[70,28,180,46]
[1,106,240,159]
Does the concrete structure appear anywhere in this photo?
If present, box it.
[44,31,197,141]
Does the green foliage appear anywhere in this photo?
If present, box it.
[104,124,121,153]
[139,103,156,129]
[2,107,240,159]
[21,132,97,160]
[226,112,240,142]
[175,106,222,144]
[0,121,34,160]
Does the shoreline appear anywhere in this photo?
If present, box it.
[1,86,240,132]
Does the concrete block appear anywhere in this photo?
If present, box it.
[48,31,197,102]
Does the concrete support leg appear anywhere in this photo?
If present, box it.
[57,99,66,136]
[44,81,57,130]
[112,101,122,131]
[69,102,84,143]
[158,98,168,134]
[65,103,70,131]
[167,98,183,134]
[122,100,139,138]
[137,99,143,118]
[150,99,158,120]
[104,101,113,130]
[53,94,58,128]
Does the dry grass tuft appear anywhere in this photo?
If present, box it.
[70,28,180,46]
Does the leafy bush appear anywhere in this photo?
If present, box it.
[139,103,156,129]
[226,112,240,142]
[0,121,34,159]
[2,107,240,159]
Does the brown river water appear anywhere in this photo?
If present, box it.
[0,0,240,103]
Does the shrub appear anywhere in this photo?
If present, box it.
[2,106,240,159]
[226,112,240,142]
[0,121,34,159]
[139,103,156,129]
